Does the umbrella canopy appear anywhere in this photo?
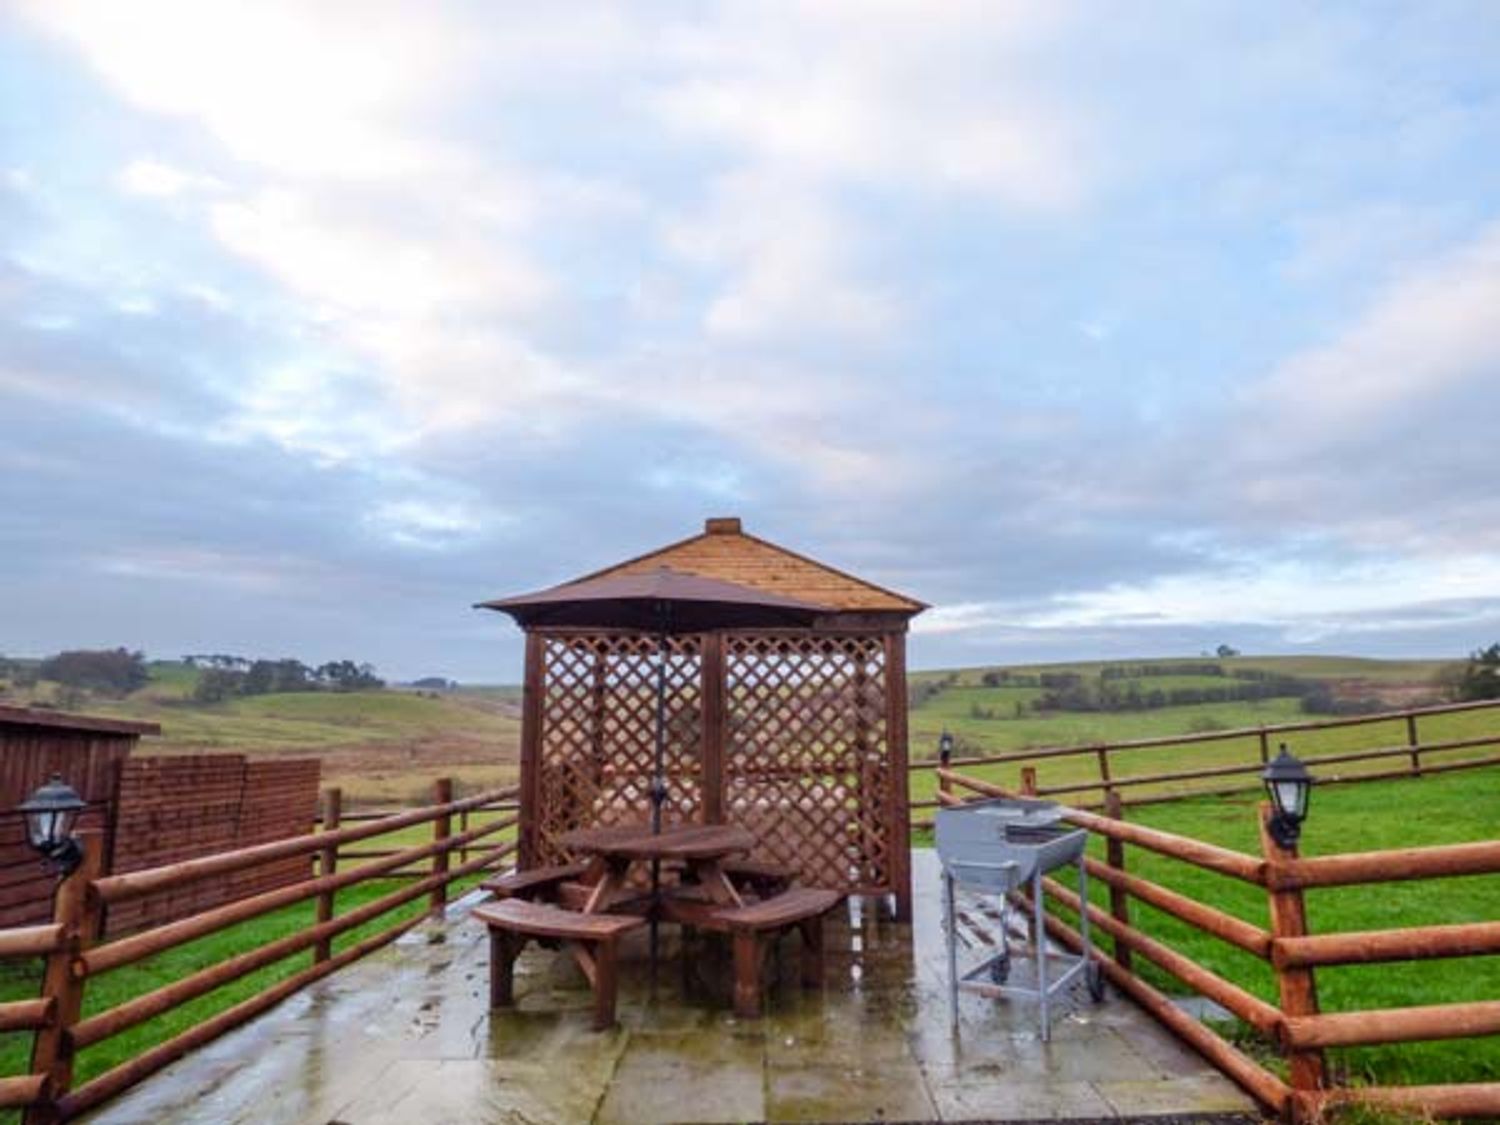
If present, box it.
[477,565,832,632]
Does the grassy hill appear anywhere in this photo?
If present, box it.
[0,661,521,806]
[907,653,1457,761]
[0,652,1470,807]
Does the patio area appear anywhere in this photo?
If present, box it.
[86,851,1257,1124]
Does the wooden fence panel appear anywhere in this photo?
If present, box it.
[106,756,319,935]
[0,710,152,929]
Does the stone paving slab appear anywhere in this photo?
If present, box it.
[85,850,1259,1124]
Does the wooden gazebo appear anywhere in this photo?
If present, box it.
[494,517,926,919]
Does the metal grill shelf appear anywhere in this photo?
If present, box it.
[935,796,1105,1040]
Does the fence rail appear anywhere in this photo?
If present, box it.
[911,696,1500,816]
[0,778,520,1123]
[934,766,1500,1124]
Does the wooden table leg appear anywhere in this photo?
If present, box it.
[732,930,763,1018]
[689,858,745,908]
[490,929,523,1008]
[583,858,629,914]
[593,938,620,1030]
[798,916,825,989]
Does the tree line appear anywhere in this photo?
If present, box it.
[189,657,384,702]
[0,648,385,703]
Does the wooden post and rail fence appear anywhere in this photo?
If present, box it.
[912,696,1500,823]
[933,766,1500,1122]
[0,779,519,1123]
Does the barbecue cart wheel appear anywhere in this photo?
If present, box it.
[989,953,1010,984]
[1085,960,1106,1002]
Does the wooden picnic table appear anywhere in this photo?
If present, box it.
[557,822,756,916]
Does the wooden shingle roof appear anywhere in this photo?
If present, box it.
[571,518,926,616]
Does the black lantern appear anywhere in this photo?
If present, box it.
[938,729,954,764]
[1262,744,1312,849]
[17,774,86,876]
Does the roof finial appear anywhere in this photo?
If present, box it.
[704,517,742,535]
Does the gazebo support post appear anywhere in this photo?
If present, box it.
[886,631,914,922]
[700,633,725,824]
[518,631,545,870]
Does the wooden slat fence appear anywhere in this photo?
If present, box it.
[0,709,152,930]
[910,697,1500,822]
[106,756,321,934]
[935,767,1500,1123]
[0,779,520,1122]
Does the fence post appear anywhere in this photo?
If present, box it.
[1020,766,1038,797]
[458,807,471,865]
[1095,744,1112,802]
[430,778,453,918]
[1405,711,1422,778]
[1103,791,1133,972]
[937,743,952,804]
[314,787,341,963]
[1257,728,1271,765]
[1259,803,1324,1122]
[28,831,104,1125]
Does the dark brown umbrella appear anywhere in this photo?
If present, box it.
[479,566,831,980]
[478,565,831,634]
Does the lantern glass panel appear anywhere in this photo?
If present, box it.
[1273,778,1308,820]
[26,809,58,850]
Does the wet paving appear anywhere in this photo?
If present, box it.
[86,851,1258,1124]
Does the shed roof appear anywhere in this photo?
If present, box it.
[569,518,926,616]
[0,704,160,737]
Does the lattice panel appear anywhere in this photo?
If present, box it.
[724,635,890,892]
[536,634,703,865]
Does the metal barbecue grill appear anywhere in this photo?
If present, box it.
[935,796,1105,1040]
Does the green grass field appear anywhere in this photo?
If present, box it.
[906,654,1492,809]
[1041,769,1500,1090]
[0,811,517,1118]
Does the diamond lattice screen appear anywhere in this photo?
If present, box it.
[724,635,890,893]
[536,634,703,865]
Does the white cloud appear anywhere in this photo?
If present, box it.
[1246,220,1500,447]
[25,1,460,180]
[118,159,221,198]
[365,498,497,550]
[666,170,901,343]
[653,2,1085,210]
[936,552,1500,638]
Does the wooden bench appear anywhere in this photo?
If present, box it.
[480,861,590,903]
[709,887,843,1018]
[474,900,644,1030]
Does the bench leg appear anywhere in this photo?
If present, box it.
[592,938,619,1031]
[798,917,825,989]
[732,930,763,1019]
[490,929,525,1008]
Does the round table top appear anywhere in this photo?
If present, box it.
[558,822,756,861]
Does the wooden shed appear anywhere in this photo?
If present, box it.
[499,517,926,918]
[0,705,159,927]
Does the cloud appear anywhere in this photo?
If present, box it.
[6,2,1500,681]
[652,1,1086,210]
[1246,220,1500,449]
[118,158,221,198]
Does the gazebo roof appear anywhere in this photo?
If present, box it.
[567,517,926,616]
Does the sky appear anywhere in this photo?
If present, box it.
[2,2,1499,683]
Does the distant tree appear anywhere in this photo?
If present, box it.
[193,667,244,703]
[411,677,457,691]
[1456,643,1500,702]
[38,648,149,696]
[315,660,384,692]
[1215,644,1240,658]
